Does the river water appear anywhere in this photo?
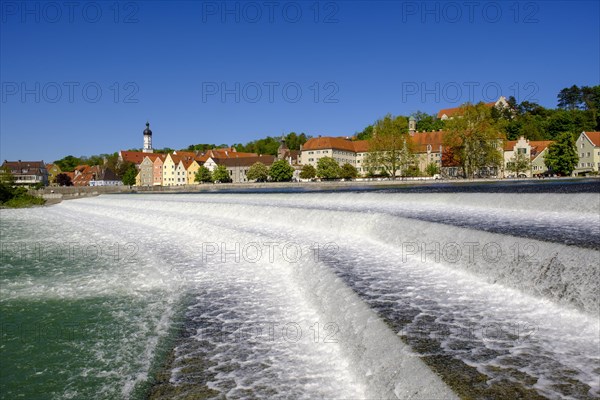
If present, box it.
[1,181,598,399]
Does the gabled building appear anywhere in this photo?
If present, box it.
[1,160,48,186]
[138,154,166,186]
[502,137,554,177]
[574,131,600,175]
[184,159,201,184]
[45,163,62,186]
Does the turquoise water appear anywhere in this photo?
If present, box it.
[0,213,181,399]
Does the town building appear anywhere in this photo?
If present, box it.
[71,165,121,186]
[213,155,277,183]
[45,163,62,186]
[1,160,48,186]
[300,137,367,169]
[502,137,554,178]
[574,131,600,175]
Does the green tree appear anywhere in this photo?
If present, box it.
[0,166,15,203]
[364,114,414,178]
[544,132,579,176]
[247,162,269,182]
[356,125,374,140]
[121,164,138,186]
[425,162,440,176]
[212,165,232,183]
[340,163,358,180]
[54,155,83,172]
[557,85,583,110]
[506,151,531,177]
[194,166,213,183]
[316,157,341,179]
[269,160,294,182]
[299,164,316,180]
[55,173,73,186]
[412,111,445,132]
[443,103,503,178]
[116,161,136,179]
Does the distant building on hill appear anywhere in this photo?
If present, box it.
[437,96,509,120]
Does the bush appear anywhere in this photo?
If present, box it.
[247,162,269,182]
[340,163,358,180]
[269,160,294,182]
[299,164,316,180]
[316,157,341,179]
[212,165,232,183]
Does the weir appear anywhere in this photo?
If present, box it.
[1,187,598,399]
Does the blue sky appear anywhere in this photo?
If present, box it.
[1,0,599,162]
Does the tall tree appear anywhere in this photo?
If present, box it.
[557,85,583,110]
[443,103,503,178]
[121,164,138,186]
[365,114,414,178]
[544,132,579,176]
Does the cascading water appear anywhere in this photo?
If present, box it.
[1,184,598,399]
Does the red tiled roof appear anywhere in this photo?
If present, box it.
[214,155,277,167]
[584,132,600,146]
[530,141,554,159]
[409,131,445,153]
[119,151,147,164]
[437,101,497,119]
[503,140,518,151]
[196,149,258,162]
[302,137,368,152]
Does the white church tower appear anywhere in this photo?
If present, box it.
[143,121,153,153]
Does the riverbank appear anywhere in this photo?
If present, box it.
[30,177,600,206]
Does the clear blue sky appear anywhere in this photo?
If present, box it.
[1,0,599,162]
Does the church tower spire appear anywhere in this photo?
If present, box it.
[143,121,153,153]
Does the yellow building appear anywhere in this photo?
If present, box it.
[184,160,201,184]
[45,163,62,186]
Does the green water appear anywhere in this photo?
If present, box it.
[0,212,180,399]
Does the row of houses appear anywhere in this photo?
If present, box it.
[120,140,301,186]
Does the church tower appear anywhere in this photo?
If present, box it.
[408,116,416,136]
[143,122,153,153]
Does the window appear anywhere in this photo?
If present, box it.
[587,152,591,157]
[517,148,527,154]
[581,153,585,158]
